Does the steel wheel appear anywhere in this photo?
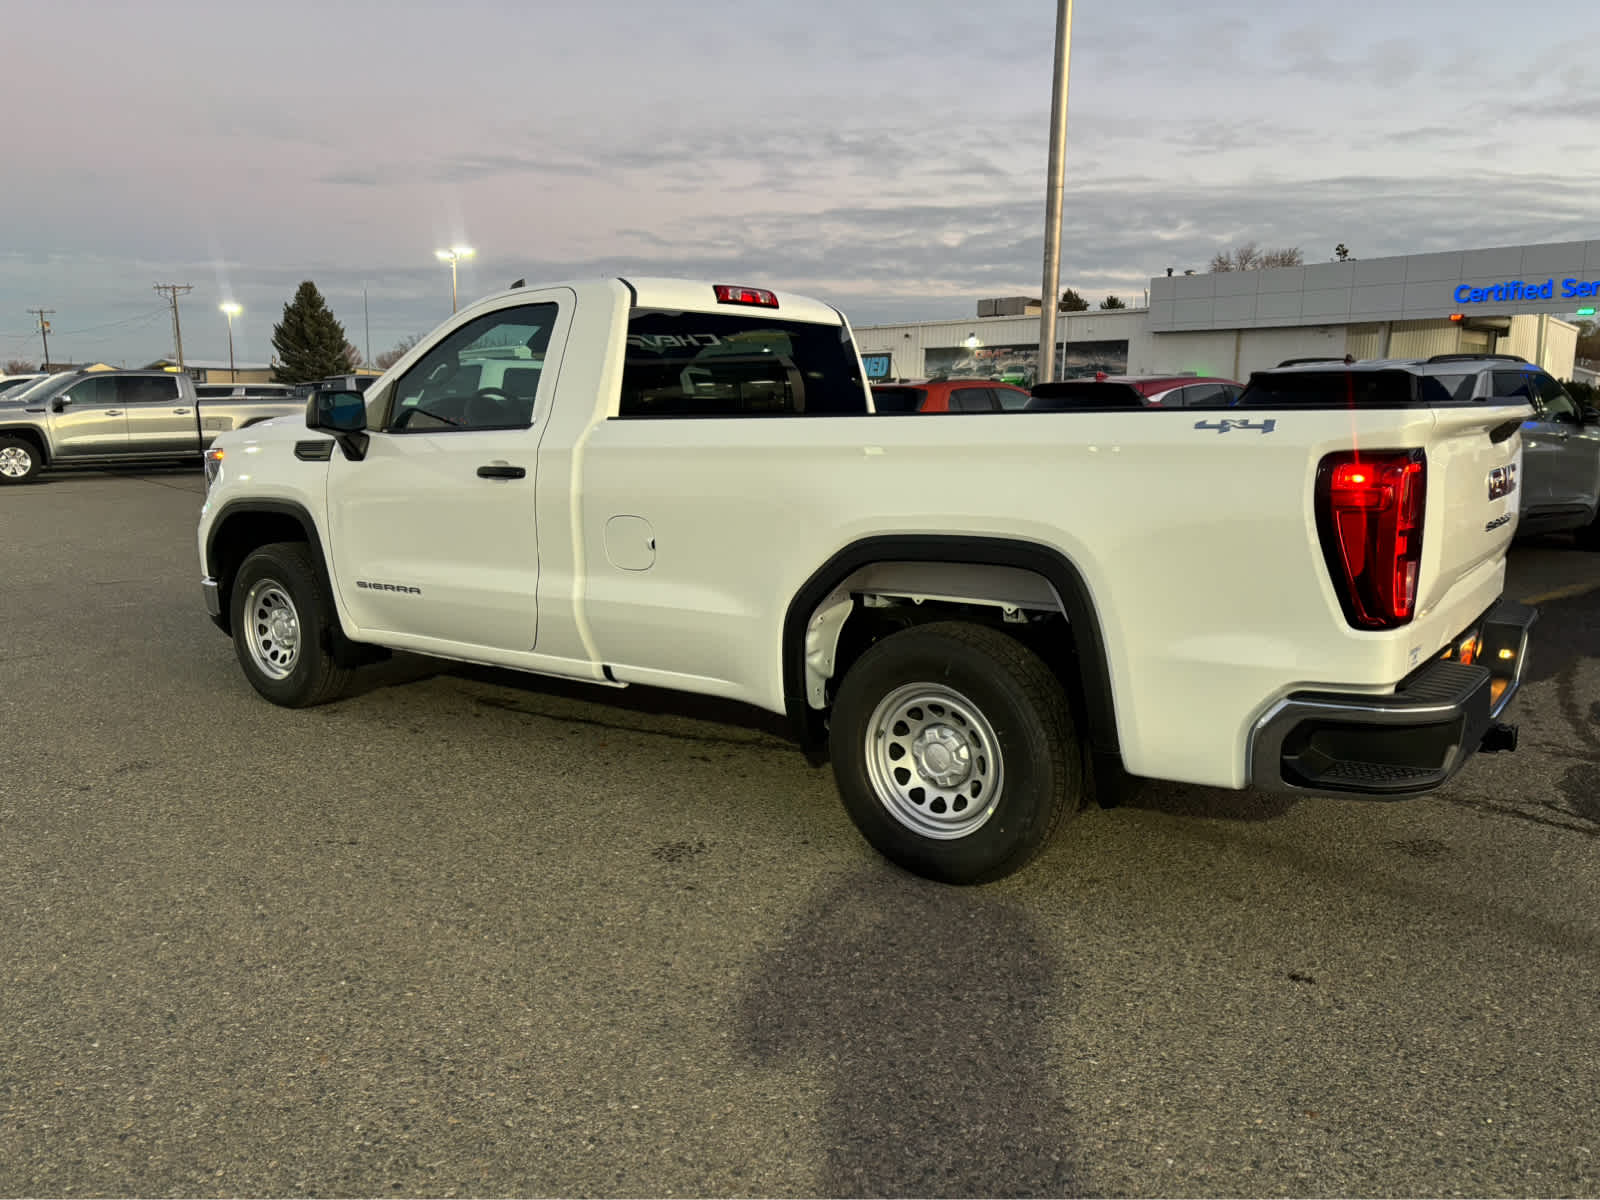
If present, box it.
[0,443,33,478]
[242,577,301,681]
[864,682,1005,840]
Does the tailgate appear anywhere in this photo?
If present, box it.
[1419,404,1529,615]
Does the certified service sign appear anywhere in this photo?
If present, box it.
[1454,277,1600,304]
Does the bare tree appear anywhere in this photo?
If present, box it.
[1211,241,1302,271]
[4,359,37,374]
[374,333,423,370]
[1258,247,1305,268]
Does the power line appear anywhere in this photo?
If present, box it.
[2,308,169,340]
[153,283,193,369]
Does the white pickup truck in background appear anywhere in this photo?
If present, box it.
[196,277,1536,883]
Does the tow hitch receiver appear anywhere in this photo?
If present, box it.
[1480,722,1519,753]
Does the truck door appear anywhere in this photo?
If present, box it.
[323,290,573,653]
[121,373,194,453]
[49,376,129,458]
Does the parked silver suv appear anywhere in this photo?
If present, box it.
[1241,353,1600,548]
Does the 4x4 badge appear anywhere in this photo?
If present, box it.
[1194,418,1276,434]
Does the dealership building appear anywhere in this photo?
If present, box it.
[852,238,1598,386]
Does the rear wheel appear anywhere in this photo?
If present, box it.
[830,621,1082,884]
[229,542,351,707]
[0,436,41,484]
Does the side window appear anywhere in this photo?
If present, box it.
[1490,371,1535,403]
[996,386,1030,411]
[950,387,995,412]
[1181,384,1227,408]
[618,309,865,417]
[387,302,556,432]
[63,377,116,406]
[1535,374,1578,423]
[117,376,179,405]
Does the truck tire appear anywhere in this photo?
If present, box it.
[230,542,352,707]
[0,435,42,484]
[829,621,1082,884]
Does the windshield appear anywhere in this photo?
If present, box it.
[0,373,76,405]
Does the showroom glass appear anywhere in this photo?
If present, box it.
[387,303,557,432]
[618,311,865,417]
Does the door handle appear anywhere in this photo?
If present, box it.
[172,407,191,415]
[477,464,526,479]
[105,409,124,416]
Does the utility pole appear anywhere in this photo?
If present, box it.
[1036,0,1073,385]
[363,284,372,367]
[153,283,194,370]
[27,308,54,369]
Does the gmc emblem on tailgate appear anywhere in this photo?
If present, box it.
[1488,465,1518,501]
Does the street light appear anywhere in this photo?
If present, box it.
[219,302,242,383]
[435,245,476,313]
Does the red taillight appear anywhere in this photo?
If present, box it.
[713,284,779,308]
[1316,450,1426,629]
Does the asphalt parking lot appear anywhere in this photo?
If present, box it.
[2,468,1598,1198]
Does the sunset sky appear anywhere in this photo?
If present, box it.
[2,0,1595,367]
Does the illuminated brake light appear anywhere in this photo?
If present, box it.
[713,284,779,308]
[1316,450,1426,629]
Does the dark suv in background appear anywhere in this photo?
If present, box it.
[1238,354,1600,547]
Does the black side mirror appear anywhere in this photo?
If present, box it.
[305,389,369,460]
[51,396,71,413]
[1582,405,1600,426]
[306,389,367,432]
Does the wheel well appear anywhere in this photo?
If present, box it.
[0,427,48,465]
[783,539,1121,770]
[207,508,316,635]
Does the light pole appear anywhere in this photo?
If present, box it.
[220,302,242,382]
[1036,0,1073,385]
[435,245,476,313]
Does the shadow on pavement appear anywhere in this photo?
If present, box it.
[737,867,1087,1198]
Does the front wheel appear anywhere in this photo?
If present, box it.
[0,435,42,484]
[829,621,1082,884]
[229,542,352,707]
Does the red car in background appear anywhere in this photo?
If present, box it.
[871,379,1034,413]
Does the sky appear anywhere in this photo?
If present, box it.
[2,0,1597,369]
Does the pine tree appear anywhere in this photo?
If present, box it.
[271,282,358,382]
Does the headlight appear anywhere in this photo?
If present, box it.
[203,447,224,490]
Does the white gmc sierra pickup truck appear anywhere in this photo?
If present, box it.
[197,277,1537,883]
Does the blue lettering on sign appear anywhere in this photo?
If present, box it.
[1454,277,1597,304]
[860,353,892,380]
